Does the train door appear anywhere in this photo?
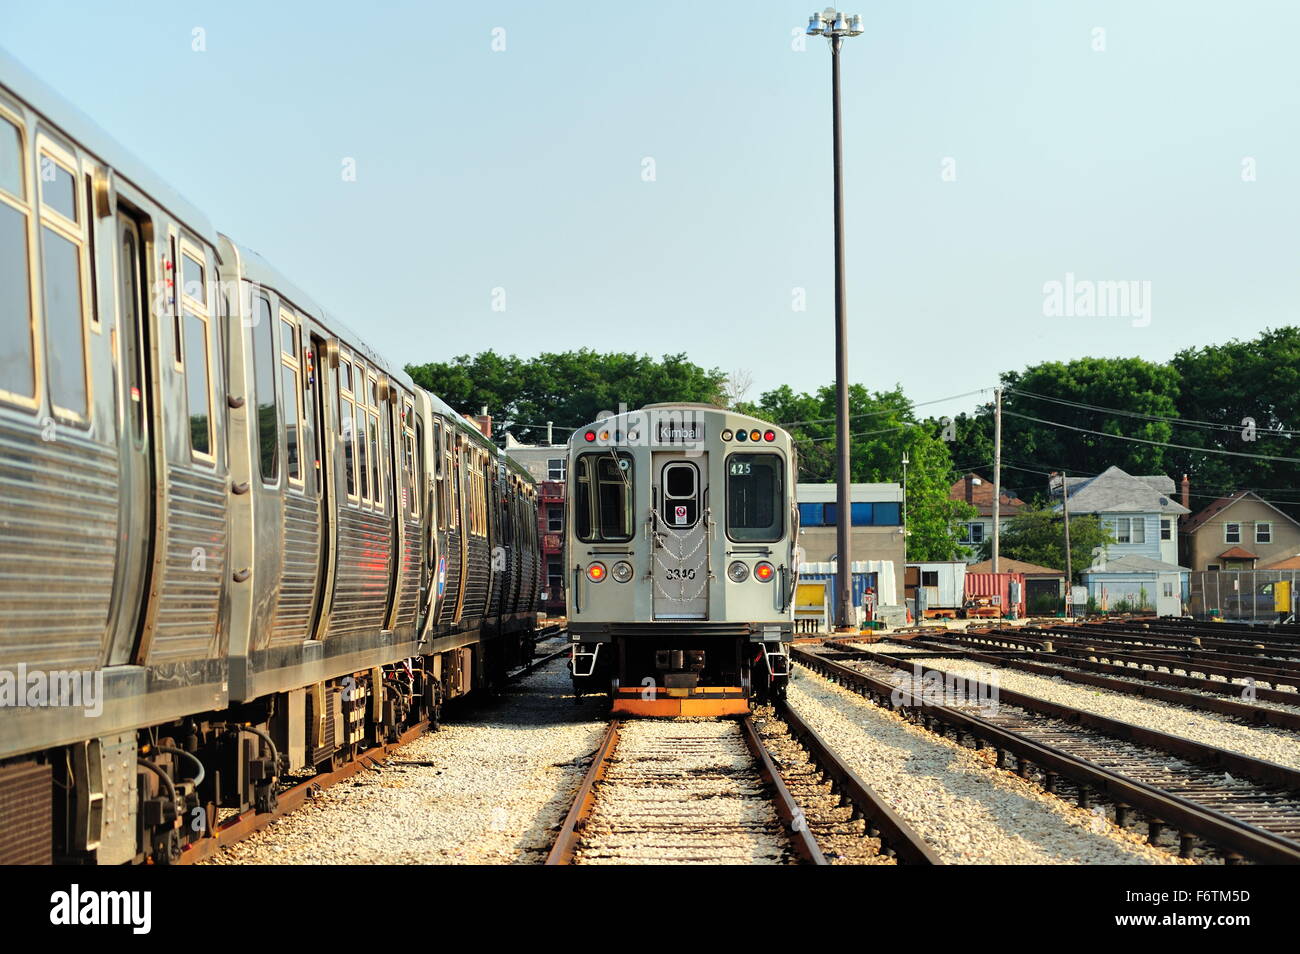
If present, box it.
[652,454,709,620]
[106,211,156,663]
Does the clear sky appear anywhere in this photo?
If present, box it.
[3,1,1296,426]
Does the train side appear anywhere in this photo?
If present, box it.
[0,50,539,864]
[565,404,798,716]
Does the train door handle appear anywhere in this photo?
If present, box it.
[232,568,251,583]
[227,394,245,409]
[231,481,250,495]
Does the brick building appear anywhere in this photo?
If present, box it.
[504,433,568,616]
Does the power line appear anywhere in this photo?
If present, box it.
[1002,410,1300,464]
[1006,387,1299,438]
[778,388,992,428]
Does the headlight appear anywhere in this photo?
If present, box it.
[727,560,749,583]
[611,561,633,583]
[586,562,606,583]
[754,561,775,582]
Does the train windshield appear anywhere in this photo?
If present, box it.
[726,453,783,542]
[574,452,634,542]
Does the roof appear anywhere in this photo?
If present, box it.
[798,482,903,503]
[1085,553,1189,575]
[1,48,216,243]
[1217,546,1258,560]
[1259,550,1300,570]
[968,557,1064,577]
[1181,490,1300,534]
[1052,466,1189,516]
[949,473,1026,517]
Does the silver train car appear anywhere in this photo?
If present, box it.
[565,404,797,716]
[0,50,539,864]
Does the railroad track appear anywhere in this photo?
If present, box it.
[850,638,1300,730]
[546,712,937,866]
[179,636,571,865]
[793,645,1300,865]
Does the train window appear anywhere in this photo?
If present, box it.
[368,377,381,509]
[574,452,633,543]
[280,311,303,484]
[356,401,370,502]
[412,416,423,520]
[0,116,21,198]
[338,353,357,501]
[41,226,87,418]
[118,221,145,436]
[183,311,213,457]
[252,294,278,481]
[283,365,300,481]
[0,195,34,403]
[661,461,699,527]
[39,154,77,223]
[725,453,783,543]
[181,253,204,303]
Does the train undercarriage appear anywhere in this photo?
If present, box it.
[0,626,534,865]
[569,625,791,717]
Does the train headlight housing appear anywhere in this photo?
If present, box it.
[754,561,775,582]
[721,429,733,441]
[611,561,633,583]
[586,562,607,583]
[727,560,749,583]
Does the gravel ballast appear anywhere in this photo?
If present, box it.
[787,667,1182,865]
[204,656,607,865]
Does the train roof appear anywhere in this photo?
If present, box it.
[568,403,786,440]
[0,46,217,245]
[225,238,416,392]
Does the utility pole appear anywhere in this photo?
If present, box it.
[991,387,1002,573]
[1059,470,1073,614]
[804,8,865,630]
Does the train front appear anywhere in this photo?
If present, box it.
[565,404,797,716]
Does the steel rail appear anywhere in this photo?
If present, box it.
[777,703,940,864]
[545,719,621,865]
[792,646,1300,864]
[738,716,828,865]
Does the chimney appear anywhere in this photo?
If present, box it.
[1180,473,1190,512]
[965,475,974,503]
[463,411,493,439]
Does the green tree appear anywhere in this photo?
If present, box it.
[977,508,1112,583]
[999,357,1182,477]
[405,349,729,443]
[1168,327,1300,518]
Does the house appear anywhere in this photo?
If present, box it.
[949,473,1026,560]
[967,557,1066,613]
[1178,488,1300,571]
[1051,465,1188,565]
[503,433,569,616]
[1051,466,1190,614]
[1082,553,1188,616]
[797,483,905,599]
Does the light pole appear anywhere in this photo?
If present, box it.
[805,8,865,630]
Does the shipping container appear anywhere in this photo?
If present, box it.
[800,560,897,617]
[964,571,1026,619]
[906,561,967,617]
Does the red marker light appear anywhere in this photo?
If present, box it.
[584,431,596,442]
[764,430,776,442]
[586,562,607,582]
[754,561,775,582]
